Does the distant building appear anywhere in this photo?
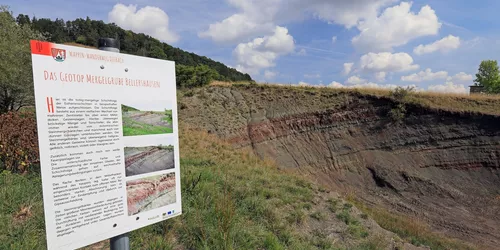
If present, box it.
[469,85,486,94]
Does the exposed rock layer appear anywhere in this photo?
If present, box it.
[179,85,500,248]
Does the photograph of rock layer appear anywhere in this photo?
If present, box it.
[126,173,176,216]
[124,145,175,177]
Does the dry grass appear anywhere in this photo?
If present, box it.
[208,81,500,116]
[347,196,476,250]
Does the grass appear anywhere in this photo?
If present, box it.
[0,123,325,250]
[348,197,476,250]
[122,116,173,136]
[121,105,173,136]
[0,171,45,250]
[309,211,325,221]
[206,81,500,116]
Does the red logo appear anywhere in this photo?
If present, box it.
[51,48,66,62]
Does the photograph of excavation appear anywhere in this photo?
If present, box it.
[125,145,175,177]
[121,104,173,136]
[126,173,176,216]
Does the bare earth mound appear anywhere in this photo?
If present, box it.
[179,84,500,249]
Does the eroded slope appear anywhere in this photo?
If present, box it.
[179,84,500,248]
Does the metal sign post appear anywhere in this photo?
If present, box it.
[98,37,130,250]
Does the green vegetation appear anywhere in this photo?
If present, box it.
[121,105,174,136]
[388,86,415,122]
[0,6,44,113]
[122,116,173,136]
[309,211,325,221]
[0,123,408,249]
[474,60,500,93]
[176,64,221,89]
[0,171,45,250]
[157,145,174,152]
[121,104,139,112]
[12,8,251,83]
[326,198,339,213]
[349,197,475,250]
[204,82,500,116]
[164,109,173,123]
[0,111,38,173]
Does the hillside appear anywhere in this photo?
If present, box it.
[15,15,251,82]
[1,121,442,250]
[179,83,500,249]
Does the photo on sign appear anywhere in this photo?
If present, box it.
[127,173,176,216]
[121,104,173,136]
[124,145,175,177]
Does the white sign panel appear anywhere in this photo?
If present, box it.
[30,40,182,250]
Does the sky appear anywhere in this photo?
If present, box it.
[6,0,500,93]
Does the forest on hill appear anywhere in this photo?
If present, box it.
[15,14,252,83]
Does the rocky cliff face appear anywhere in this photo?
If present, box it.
[179,85,500,248]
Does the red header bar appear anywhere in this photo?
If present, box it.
[30,40,53,56]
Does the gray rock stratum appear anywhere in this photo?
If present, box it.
[179,85,500,249]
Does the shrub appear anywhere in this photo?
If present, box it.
[327,198,339,213]
[0,111,39,173]
[390,86,415,101]
[310,211,325,221]
[176,64,220,88]
[389,104,407,122]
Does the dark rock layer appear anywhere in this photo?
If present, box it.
[180,86,500,248]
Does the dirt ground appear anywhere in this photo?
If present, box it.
[123,111,172,128]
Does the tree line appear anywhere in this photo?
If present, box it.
[0,6,253,113]
[16,10,252,83]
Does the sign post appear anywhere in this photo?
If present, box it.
[30,39,182,250]
[97,38,130,250]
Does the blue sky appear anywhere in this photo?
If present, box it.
[6,0,500,93]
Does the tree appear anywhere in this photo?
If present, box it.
[176,65,220,88]
[0,6,44,113]
[474,60,500,93]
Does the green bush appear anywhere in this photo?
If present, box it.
[176,65,220,88]
[389,104,407,122]
[390,86,415,101]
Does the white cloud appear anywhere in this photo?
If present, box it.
[329,81,401,90]
[199,0,395,44]
[414,35,461,55]
[304,73,321,78]
[264,70,278,79]
[343,62,354,75]
[359,52,419,73]
[328,81,344,88]
[297,48,307,56]
[108,4,179,43]
[198,0,278,43]
[401,68,448,82]
[233,26,295,75]
[332,36,337,43]
[305,0,396,29]
[353,82,399,89]
[352,2,441,52]
[298,81,310,86]
[428,81,468,94]
[375,72,386,82]
[447,72,473,83]
[345,75,367,85]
